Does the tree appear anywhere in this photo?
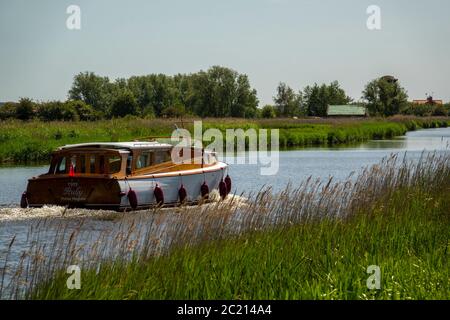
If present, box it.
[207,66,237,117]
[303,84,321,116]
[261,105,276,118]
[66,66,259,119]
[183,66,258,118]
[110,90,139,118]
[68,72,113,115]
[173,73,196,116]
[326,81,352,105]
[148,74,178,117]
[232,74,259,118]
[37,101,78,121]
[0,102,18,120]
[273,83,300,117]
[16,98,35,120]
[127,74,179,117]
[127,75,154,115]
[191,66,235,117]
[189,71,213,117]
[303,81,351,117]
[444,103,450,115]
[362,77,408,116]
[67,100,101,121]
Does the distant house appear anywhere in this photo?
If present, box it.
[327,105,367,117]
[412,97,443,105]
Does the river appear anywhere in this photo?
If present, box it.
[1,127,449,206]
[0,127,449,298]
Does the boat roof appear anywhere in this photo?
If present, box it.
[58,141,173,151]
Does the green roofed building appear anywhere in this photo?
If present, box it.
[327,105,367,117]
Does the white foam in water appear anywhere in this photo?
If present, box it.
[0,192,249,222]
[0,206,110,221]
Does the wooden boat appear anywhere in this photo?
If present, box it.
[20,141,231,210]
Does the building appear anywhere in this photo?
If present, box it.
[327,105,367,117]
[412,96,443,105]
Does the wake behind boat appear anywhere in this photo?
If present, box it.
[20,141,231,211]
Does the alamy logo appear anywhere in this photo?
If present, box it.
[66,265,81,289]
[366,5,381,30]
[170,121,280,176]
[66,5,81,30]
[366,265,381,290]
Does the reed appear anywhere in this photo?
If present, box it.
[0,151,448,300]
[0,116,448,163]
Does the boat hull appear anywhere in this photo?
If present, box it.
[24,162,227,211]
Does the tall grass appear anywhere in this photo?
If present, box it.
[0,116,448,163]
[1,151,448,299]
[0,118,176,163]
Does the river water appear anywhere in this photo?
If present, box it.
[0,127,449,298]
[1,127,449,207]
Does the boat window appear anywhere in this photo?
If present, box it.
[69,156,77,173]
[206,152,217,164]
[51,153,122,175]
[76,155,86,174]
[55,157,67,174]
[99,155,105,174]
[126,155,132,175]
[108,155,122,174]
[154,150,171,165]
[136,151,154,169]
[89,155,96,173]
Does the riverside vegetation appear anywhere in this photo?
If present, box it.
[0,116,449,163]
[0,152,449,299]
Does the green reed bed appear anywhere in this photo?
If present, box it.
[25,152,450,300]
[0,116,449,163]
[0,118,176,163]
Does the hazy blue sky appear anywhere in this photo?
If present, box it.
[1,0,449,105]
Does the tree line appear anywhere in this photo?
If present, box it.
[263,77,448,118]
[1,66,449,121]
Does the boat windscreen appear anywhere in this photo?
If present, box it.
[49,153,123,175]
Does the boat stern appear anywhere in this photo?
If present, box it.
[24,176,124,210]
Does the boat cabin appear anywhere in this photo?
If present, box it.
[46,142,217,178]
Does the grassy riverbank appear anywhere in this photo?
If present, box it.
[0,116,449,163]
[26,153,450,300]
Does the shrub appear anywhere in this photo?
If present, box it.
[401,103,433,117]
[261,105,277,118]
[0,102,18,120]
[432,105,448,116]
[37,101,79,121]
[142,106,156,119]
[66,100,102,121]
[16,98,35,120]
[161,105,185,118]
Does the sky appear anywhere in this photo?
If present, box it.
[0,0,449,106]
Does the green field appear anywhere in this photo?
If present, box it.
[0,116,449,163]
[27,153,450,300]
